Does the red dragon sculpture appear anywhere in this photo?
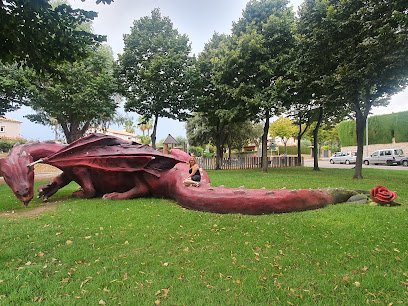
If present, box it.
[0,134,369,214]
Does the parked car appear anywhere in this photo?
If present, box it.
[363,148,404,165]
[399,156,408,167]
[329,152,357,164]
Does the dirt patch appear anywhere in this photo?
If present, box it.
[0,203,58,217]
[0,172,61,184]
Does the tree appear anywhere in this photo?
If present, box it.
[0,62,37,115]
[137,116,153,136]
[117,8,196,149]
[223,0,296,172]
[0,1,107,71]
[0,0,114,114]
[186,113,262,161]
[295,0,352,171]
[193,33,247,169]
[225,121,263,158]
[138,135,151,145]
[26,45,118,143]
[124,119,135,134]
[269,116,297,155]
[327,0,408,179]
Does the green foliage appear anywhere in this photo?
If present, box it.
[269,116,297,141]
[277,146,310,155]
[188,146,203,157]
[138,135,151,145]
[123,120,135,134]
[0,168,407,304]
[300,138,312,148]
[202,152,215,158]
[338,111,408,146]
[175,136,187,147]
[0,1,105,71]
[117,8,195,148]
[0,63,37,115]
[0,139,26,153]
[26,45,118,143]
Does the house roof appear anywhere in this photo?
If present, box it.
[163,134,178,145]
[89,127,138,138]
[104,128,137,137]
[0,116,22,124]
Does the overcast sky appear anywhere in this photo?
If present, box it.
[8,0,408,141]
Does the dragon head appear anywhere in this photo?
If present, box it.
[0,145,35,206]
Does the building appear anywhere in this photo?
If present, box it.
[86,127,138,142]
[162,134,178,154]
[0,116,22,139]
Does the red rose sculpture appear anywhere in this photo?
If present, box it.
[370,186,397,205]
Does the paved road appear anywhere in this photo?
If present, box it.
[303,159,408,171]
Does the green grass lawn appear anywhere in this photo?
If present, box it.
[0,167,407,305]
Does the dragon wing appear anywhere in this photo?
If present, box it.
[40,134,185,177]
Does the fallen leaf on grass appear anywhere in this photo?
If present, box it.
[400,281,408,286]
[80,277,92,288]
[343,276,350,283]
[103,288,110,292]
[395,256,402,261]
[66,240,73,245]
[99,300,105,305]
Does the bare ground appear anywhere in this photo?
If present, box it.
[0,202,59,217]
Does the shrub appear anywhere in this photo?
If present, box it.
[278,146,310,155]
[0,139,27,153]
[189,146,203,157]
[203,152,215,158]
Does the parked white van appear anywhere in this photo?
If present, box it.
[363,149,404,165]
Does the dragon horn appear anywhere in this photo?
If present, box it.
[27,159,44,167]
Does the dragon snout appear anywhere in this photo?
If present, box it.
[16,187,30,196]
[14,187,34,206]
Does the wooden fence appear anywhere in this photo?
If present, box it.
[197,156,303,170]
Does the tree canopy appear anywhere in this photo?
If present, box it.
[26,45,118,143]
[222,0,296,172]
[269,116,297,154]
[0,1,107,72]
[117,8,195,149]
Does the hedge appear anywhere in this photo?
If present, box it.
[278,146,310,155]
[0,139,27,153]
[337,111,408,146]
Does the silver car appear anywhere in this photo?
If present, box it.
[329,152,357,164]
[363,148,404,165]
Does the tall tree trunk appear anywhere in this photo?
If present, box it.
[215,135,224,170]
[313,107,323,171]
[261,110,270,173]
[297,127,302,165]
[353,97,371,179]
[61,122,84,144]
[151,113,159,149]
[297,120,310,165]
